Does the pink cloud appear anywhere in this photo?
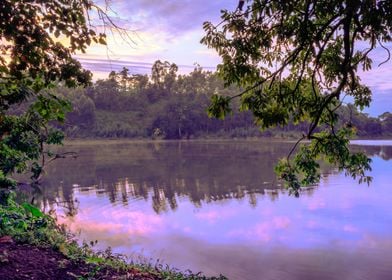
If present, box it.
[272,216,291,229]
[183,227,191,233]
[307,198,327,210]
[60,208,164,237]
[195,209,236,224]
[227,216,291,243]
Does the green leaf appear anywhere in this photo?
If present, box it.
[207,95,232,119]
[22,203,43,218]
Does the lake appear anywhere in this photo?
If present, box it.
[39,140,392,280]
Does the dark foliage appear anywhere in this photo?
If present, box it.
[58,64,391,142]
[0,0,107,188]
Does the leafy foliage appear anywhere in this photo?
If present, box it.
[0,0,106,188]
[58,64,391,142]
[201,0,392,191]
[0,191,66,246]
[207,95,232,120]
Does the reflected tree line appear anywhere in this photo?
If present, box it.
[31,142,392,215]
[351,145,392,161]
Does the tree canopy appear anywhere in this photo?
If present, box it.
[55,64,391,140]
[0,0,107,188]
[202,0,392,195]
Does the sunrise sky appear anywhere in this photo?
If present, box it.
[76,0,392,116]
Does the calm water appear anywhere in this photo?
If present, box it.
[39,140,392,280]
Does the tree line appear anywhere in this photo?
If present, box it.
[55,61,392,140]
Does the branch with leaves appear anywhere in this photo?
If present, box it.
[0,0,125,190]
[202,0,391,193]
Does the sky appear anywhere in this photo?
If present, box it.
[76,0,391,116]
[76,0,237,77]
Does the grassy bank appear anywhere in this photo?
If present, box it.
[0,191,227,280]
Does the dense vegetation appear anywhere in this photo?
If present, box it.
[55,63,392,140]
[0,0,108,189]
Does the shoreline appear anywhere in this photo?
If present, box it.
[0,196,227,280]
[62,137,392,146]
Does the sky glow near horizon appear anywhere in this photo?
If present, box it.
[76,0,392,116]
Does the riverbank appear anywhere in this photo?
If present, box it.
[60,137,392,149]
[62,136,298,146]
[0,192,227,280]
[0,241,161,280]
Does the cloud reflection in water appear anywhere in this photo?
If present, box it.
[45,141,392,279]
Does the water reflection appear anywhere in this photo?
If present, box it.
[39,141,297,213]
[37,140,392,280]
[39,140,392,214]
[351,144,392,161]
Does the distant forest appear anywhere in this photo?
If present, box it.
[52,61,392,139]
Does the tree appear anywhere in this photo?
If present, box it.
[56,87,96,131]
[380,112,392,135]
[151,60,178,91]
[119,67,131,91]
[0,0,108,188]
[129,74,149,92]
[202,0,392,195]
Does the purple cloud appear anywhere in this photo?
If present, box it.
[107,0,237,37]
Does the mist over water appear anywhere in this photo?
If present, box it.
[39,140,392,280]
